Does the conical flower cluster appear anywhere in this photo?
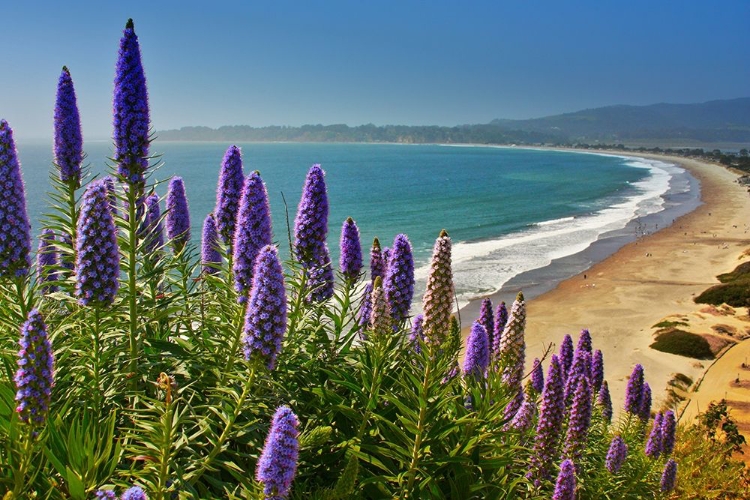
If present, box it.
[242,245,287,370]
[0,120,32,278]
[563,376,592,466]
[75,180,120,306]
[509,395,536,432]
[421,230,453,346]
[166,176,190,252]
[661,410,676,456]
[201,214,221,275]
[528,354,565,483]
[215,145,244,247]
[552,459,576,500]
[54,66,83,186]
[660,459,677,492]
[564,348,591,405]
[37,229,58,294]
[498,292,526,397]
[256,405,300,500]
[233,171,273,303]
[531,358,544,393]
[492,301,508,355]
[479,298,494,349]
[120,487,147,500]
[369,238,386,280]
[463,321,489,380]
[639,382,652,421]
[144,193,163,255]
[645,412,664,458]
[358,281,373,327]
[113,19,150,185]
[369,277,391,338]
[558,334,574,380]
[409,314,424,353]
[590,349,604,394]
[624,364,644,415]
[14,310,54,425]
[383,234,414,323]
[597,380,613,422]
[605,435,627,473]
[339,217,362,283]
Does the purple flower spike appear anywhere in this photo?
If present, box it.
[661,410,676,456]
[256,405,299,500]
[421,230,453,346]
[510,397,536,432]
[597,380,613,422]
[370,237,385,280]
[358,281,373,327]
[215,145,244,247]
[499,292,527,399]
[294,164,328,266]
[563,376,592,466]
[660,459,677,492]
[369,276,392,338]
[166,177,190,252]
[383,234,414,323]
[113,19,150,186]
[552,459,576,500]
[37,229,58,294]
[646,412,664,458]
[14,310,54,426]
[528,354,565,483]
[478,298,494,350]
[54,66,83,186]
[531,358,544,393]
[0,120,32,278]
[605,436,628,474]
[590,349,604,394]
[76,180,120,306]
[306,250,334,303]
[558,334,574,380]
[463,321,489,380]
[409,314,424,353]
[639,382,652,421]
[492,301,508,355]
[121,486,148,500]
[577,328,592,353]
[624,364,644,415]
[144,193,163,255]
[242,246,287,370]
[339,217,362,283]
[564,349,591,405]
[233,171,273,303]
[201,214,221,275]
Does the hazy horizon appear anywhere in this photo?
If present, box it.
[2,0,749,140]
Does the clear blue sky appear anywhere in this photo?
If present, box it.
[2,0,749,139]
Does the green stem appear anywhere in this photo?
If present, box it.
[127,185,139,392]
[355,340,386,443]
[93,308,102,412]
[220,304,248,386]
[14,276,29,319]
[157,392,175,500]
[191,364,257,485]
[12,424,36,497]
[402,348,433,498]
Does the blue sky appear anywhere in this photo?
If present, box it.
[2,0,749,139]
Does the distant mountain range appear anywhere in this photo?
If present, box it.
[157,97,750,146]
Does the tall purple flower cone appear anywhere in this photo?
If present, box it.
[590,349,604,394]
[75,180,120,306]
[564,348,591,405]
[639,382,652,421]
[509,396,536,432]
[233,171,273,303]
[201,214,221,275]
[563,376,592,467]
[383,234,414,323]
[577,328,592,353]
[358,281,373,326]
[256,405,299,500]
[605,436,628,474]
[54,66,83,186]
[103,176,117,215]
[0,120,32,278]
[37,229,59,294]
[492,301,508,356]
[645,412,664,458]
[559,334,574,380]
[369,276,392,338]
[294,164,328,265]
[369,237,385,280]
[421,230,453,346]
[339,217,362,282]
[409,314,424,353]
[144,193,164,255]
[306,249,334,303]
[660,459,677,492]
[242,246,287,370]
[498,293,526,410]
[215,145,244,247]
[113,19,150,186]
[552,459,576,500]
[661,409,676,456]
[597,380,613,423]
[624,364,645,415]
[14,310,54,425]
[478,298,494,349]
[528,354,566,483]
[166,176,190,252]
[463,321,490,380]
[531,358,544,393]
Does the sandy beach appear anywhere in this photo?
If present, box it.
[461,153,750,416]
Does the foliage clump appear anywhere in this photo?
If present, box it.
[650,328,714,359]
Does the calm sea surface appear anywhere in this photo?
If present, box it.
[15,141,691,304]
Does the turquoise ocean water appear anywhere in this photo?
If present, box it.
[15,141,694,307]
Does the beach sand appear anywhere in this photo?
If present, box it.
[461,154,750,416]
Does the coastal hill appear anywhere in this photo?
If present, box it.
[157,97,750,146]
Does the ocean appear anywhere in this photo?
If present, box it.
[15,141,698,310]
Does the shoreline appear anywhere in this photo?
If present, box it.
[459,152,750,414]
